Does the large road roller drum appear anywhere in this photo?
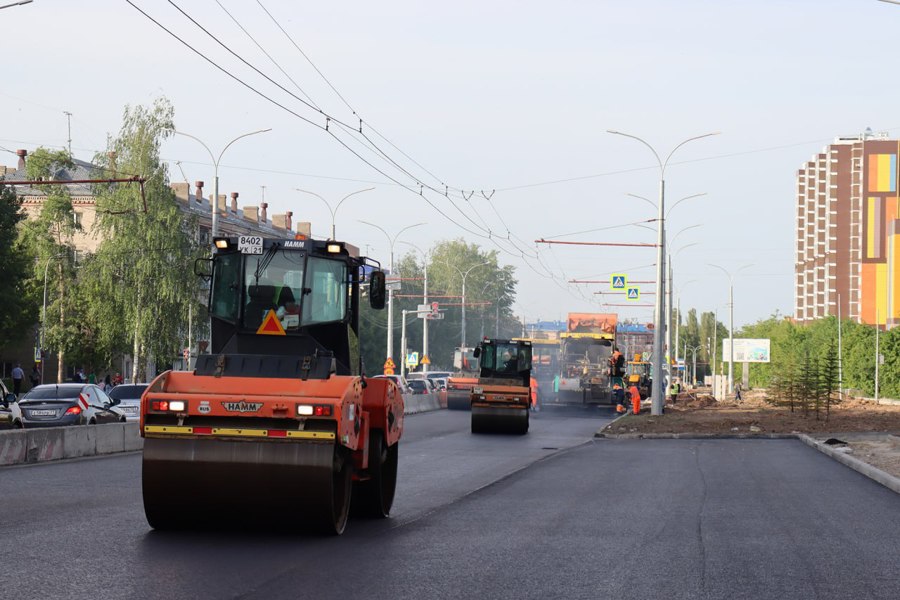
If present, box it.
[471,404,529,434]
[142,432,352,534]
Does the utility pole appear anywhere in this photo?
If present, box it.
[361,221,425,368]
[63,111,72,155]
[607,129,719,416]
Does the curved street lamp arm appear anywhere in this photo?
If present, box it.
[171,130,215,165]
[607,130,663,171]
[662,131,721,174]
[708,263,733,284]
[296,188,333,219]
[626,192,657,210]
[391,222,427,246]
[666,192,707,219]
[335,187,375,214]
[669,224,703,248]
[359,220,392,247]
[217,128,272,165]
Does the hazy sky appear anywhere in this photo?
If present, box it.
[2,0,897,328]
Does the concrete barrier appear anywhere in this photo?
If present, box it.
[402,393,442,414]
[0,394,446,466]
[0,423,139,466]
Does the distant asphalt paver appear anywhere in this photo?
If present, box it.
[2,411,898,599]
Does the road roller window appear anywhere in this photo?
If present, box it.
[243,251,306,330]
[303,257,348,325]
[211,251,242,322]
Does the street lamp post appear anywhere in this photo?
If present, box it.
[441,261,490,348]
[688,345,703,387]
[360,221,426,369]
[40,252,66,384]
[171,128,271,241]
[400,241,431,373]
[709,264,753,395]
[608,130,719,415]
[295,187,374,240]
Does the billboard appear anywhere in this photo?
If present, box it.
[566,313,617,335]
[722,338,770,363]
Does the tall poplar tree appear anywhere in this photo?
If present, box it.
[88,98,203,382]
[18,148,80,382]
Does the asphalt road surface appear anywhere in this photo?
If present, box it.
[1,409,898,600]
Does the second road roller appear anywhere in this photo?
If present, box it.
[470,338,532,434]
[140,236,403,535]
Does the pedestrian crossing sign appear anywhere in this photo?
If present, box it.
[626,287,640,301]
[611,274,627,289]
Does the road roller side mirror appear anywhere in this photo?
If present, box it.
[473,346,481,359]
[194,258,213,281]
[369,271,386,310]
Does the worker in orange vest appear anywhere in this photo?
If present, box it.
[628,382,641,415]
[529,376,539,411]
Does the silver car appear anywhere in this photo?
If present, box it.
[19,384,127,427]
[106,384,148,422]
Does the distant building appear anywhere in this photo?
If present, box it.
[795,130,900,327]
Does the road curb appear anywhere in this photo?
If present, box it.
[595,431,797,439]
[797,434,900,495]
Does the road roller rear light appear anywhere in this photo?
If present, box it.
[150,400,186,412]
[473,386,483,394]
[297,404,332,417]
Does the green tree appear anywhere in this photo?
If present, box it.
[18,148,81,382]
[357,239,519,375]
[87,98,203,382]
[0,182,38,347]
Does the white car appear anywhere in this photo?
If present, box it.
[107,383,148,422]
[0,380,23,429]
[372,374,412,395]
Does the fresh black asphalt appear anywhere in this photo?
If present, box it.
[1,409,897,599]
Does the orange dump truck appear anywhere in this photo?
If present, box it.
[470,338,532,434]
[141,237,403,535]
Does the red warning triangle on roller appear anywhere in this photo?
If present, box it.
[256,309,286,336]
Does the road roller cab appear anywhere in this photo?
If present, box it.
[141,236,403,535]
[470,338,532,434]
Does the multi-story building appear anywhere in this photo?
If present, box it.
[0,148,310,378]
[795,130,900,327]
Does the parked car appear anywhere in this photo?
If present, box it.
[371,374,412,394]
[19,384,127,427]
[107,383,148,422]
[0,380,23,429]
[426,371,452,383]
[407,379,431,395]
